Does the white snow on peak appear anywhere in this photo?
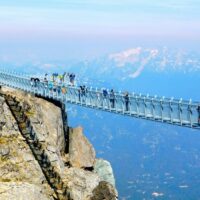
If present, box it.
[109,47,142,67]
[109,47,159,67]
[109,47,159,78]
[107,47,200,79]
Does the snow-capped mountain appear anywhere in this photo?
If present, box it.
[68,47,200,82]
[73,47,200,77]
[1,47,200,82]
[109,47,200,74]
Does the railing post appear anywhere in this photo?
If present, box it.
[188,99,192,127]
[170,97,174,123]
[96,87,98,107]
[160,97,164,122]
[106,89,109,110]
[136,96,139,116]
[122,92,125,114]
[144,96,147,118]
[152,97,155,119]
[90,87,93,107]
[162,96,165,121]
[178,98,183,125]
[146,94,149,117]
[128,92,133,115]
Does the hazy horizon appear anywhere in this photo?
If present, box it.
[0,0,200,62]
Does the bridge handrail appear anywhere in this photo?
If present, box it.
[0,69,199,107]
[0,69,200,129]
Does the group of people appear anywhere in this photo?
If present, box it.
[30,77,40,88]
[31,72,76,92]
[77,86,130,111]
[78,85,87,101]
[101,88,130,111]
[44,72,76,86]
[30,73,200,118]
[30,73,131,111]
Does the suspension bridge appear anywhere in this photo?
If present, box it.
[0,69,199,129]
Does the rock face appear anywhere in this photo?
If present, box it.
[63,167,100,200]
[0,183,52,200]
[91,181,118,200]
[0,94,55,200]
[29,97,66,173]
[1,87,65,174]
[69,127,96,168]
[0,87,118,200]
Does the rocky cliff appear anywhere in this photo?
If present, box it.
[0,87,118,200]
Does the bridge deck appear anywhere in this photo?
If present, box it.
[0,70,199,129]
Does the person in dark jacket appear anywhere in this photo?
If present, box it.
[78,88,81,102]
[197,105,200,125]
[110,89,115,108]
[69,73,76,86]
[103,89,108,98]
[30,77,35,88]
[124,92,130,111]
[79,85,87,102]
[102,89,108,107]
[34,78,40,87]
[30,77,40,88]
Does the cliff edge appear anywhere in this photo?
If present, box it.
[0,87,118,200]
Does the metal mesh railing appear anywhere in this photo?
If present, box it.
[0,69,199,129]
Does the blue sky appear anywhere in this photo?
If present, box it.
[0,0,200,61]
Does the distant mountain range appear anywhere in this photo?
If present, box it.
[1,47,200,82]
[109,47,200,76]
[45,47,200,77]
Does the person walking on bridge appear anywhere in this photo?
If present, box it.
[52,73,57,82]
[109,89,115,109]
[124,92,130,111]
[69,73,75,86]
[65,73,70,85]
[44,73,48,80]
[43,77,48,96]
[102,88,108,107]
[58,74,63,84]
[30,77,34,88]
[197,104,200,125]
[78,87,81,102]
[44,76,48,86]
[52,80,57,97]
[80,85,87,102]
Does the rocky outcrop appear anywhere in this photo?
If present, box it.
[94,159,116,187]
[91,181,118,200]
[1,87,65,174]
[69,127,96,168]
[0,87,118,200]
[62,167,100,200]
[0,183,53,200]
[0,94,55,200]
